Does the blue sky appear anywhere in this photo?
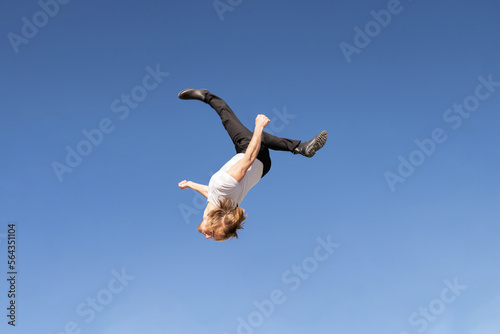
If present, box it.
[1,0,499,333]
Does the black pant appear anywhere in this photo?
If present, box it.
[205,93,301,177]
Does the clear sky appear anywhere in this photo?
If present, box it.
[1,0,499,333]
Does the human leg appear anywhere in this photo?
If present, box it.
[262,132,301,152]
[178,88,328,174]
[179,88,252,153]
[204,92,254,152]
[262,130,328,158]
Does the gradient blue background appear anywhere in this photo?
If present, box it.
[1,0,499,333]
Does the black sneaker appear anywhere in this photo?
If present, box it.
[293,130,328,157]
[178,88,209,101]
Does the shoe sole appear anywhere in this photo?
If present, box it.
[178,88,208,101]
[305,130,328,157]
[178,88,195,99]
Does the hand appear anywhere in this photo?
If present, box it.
[178,180,191,190]
[255,114,270,130]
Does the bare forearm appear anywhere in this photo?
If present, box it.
[188,181,208,198]
[226,115,270,183]
[244,126,264,163]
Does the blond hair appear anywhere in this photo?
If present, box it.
[206,198,247,241]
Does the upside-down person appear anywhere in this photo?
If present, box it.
[178,89,328,241]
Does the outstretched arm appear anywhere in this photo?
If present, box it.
[227,114,270,182]
[178,180,208,198]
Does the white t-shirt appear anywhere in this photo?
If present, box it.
[207,153,263,206]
